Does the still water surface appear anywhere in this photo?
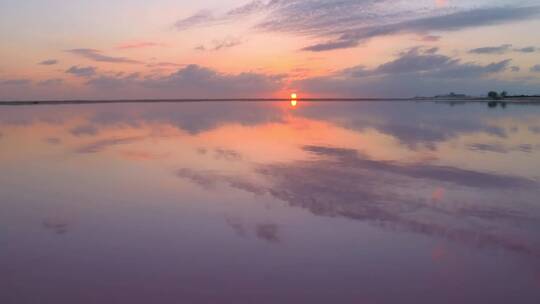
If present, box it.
[1,101,540,303]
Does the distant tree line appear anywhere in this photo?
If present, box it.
[487,91,508,100]
[486,91,508,108]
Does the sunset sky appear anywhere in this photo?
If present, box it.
[1,0,540,100]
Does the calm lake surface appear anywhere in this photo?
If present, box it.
[1,101,540,303]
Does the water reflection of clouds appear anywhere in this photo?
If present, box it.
[2,102,540,303]
[120,150,170,161]
[3,102,540,256]
[84,103,286,134]
[42,218,70,235]
[225,217,281,244]
[213,148,243,161]
[178,145,540,257]
[2,103,539,153]
[75,136,145,154]
[296,102,517,150]
[70,124,99,137]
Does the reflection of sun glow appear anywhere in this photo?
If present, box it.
[291,99,298,107]
[435,0,448,7]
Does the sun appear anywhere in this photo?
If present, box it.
[290,99,298,107]
[290,93,297,99]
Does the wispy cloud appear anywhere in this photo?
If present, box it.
[515,46,538,53]
[39,59,58,65]
[469,44,539,55]
[296,47,517,97]
[65,66,97,78]
[116,41,163,50]
[0,79,31,86]
[418,35,441,42]
[66,48,141,64]
[175,10,215,30]
[175,1,540,52]
[470,44,513,54]
[344,47,511,78]
[146,62,183,68]
[195,37,243,51]
[175,0,268,30]
[531,64,540,73]
[302,6,540,51]
[37,79,63,86]
[85,64,284,98]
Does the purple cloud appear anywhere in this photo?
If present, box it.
[66,66,97,78]
[0,79,31,86]
[66,48,141,64]
[39,59,59,65]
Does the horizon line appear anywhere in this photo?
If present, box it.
[1,96,539,106]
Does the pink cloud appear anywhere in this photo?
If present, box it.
[116,42,163,50]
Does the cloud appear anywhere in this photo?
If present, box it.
[0,79,31,86]
[45,137,62,145]
[39,59,58,65]
[301,6,540,51]
[469,45,539,55]
[468,143,536,154]
[295,47,520,97]
[175,1,268,30]
[302,39,359,52]
[373,47,459,74]
[175,10,214,30]
[142,65,284,96]
[86,72,140,89]
[176,1,540,52]
[66,66,96,78]
[418,35,441,42]
[515,46,538,53]
[146,62,183,68]
[469,44,513,54]
[66,48,141,64]
[84,64,284,98]
[531,64,540,73]
[116,42,162,50]
[37,79,63,86]
[196,37,243,51]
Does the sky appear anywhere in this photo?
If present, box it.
[1,0,540,100]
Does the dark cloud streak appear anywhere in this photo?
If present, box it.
[66,49,141,64]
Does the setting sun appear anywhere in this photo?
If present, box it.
[291,93,298,99]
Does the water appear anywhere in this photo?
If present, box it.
[1,101,539,303]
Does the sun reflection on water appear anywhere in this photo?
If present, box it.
[290,99,298,107]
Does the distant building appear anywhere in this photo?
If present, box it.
[434,92,468,99]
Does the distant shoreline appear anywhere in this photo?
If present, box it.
[1,97,539,106]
